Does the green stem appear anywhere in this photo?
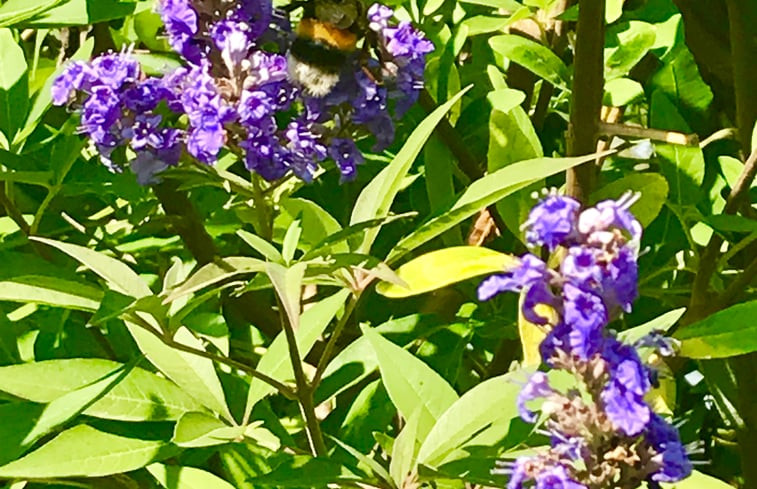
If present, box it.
[565,0,605,202]
[125,312,296,400]
[311,293,359,390]
[276,298,327,456]
[251,173,274,241]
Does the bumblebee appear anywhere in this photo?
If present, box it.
[286,0,368,97]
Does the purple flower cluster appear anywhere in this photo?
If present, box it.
[52,0,433,185]
[52,50,183,183]
[481,191,691,489]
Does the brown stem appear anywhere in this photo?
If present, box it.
[153,180,218,266]
[725,0,757,156]
[565,0,605,202]
[713,256,757,312]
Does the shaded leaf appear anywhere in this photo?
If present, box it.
[490,34,571,89]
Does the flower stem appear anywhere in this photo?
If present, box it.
[276,297,328,456]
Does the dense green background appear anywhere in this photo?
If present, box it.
[0,0,754,488]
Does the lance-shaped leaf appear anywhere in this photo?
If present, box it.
[376,246,516,298]
[0,425,176,478]
[351,86,471,254]
[363,326,458,440]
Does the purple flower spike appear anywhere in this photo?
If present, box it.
[645,414,692,483]
[522,281,559,325]
[329,138,364,182]
[52,61,91,105]
[91,52,140,89]
[284,120,327,182]
[477,254,549,301]
[518,372,554,422]
[368,3,394,32]
[158,0,202,63]
[234,0,273,41]
[563,283,606,359]
[578,192,642,243]
[523,194,581,250]
[534,465,587,489]
[481,191,689,488]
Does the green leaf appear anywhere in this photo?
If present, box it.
[244,289,350,417]
[460,0,521,8]
[674,301,757,359]
[275,198,345,253]
[0,170,53,186]
[417,370,525,466]
[280,220,303,264]
[0,0,65,27]
[329,436,394,488]
[147,464,234,489]
[148,463,236,489]
[0,358,204,421]
[591,173,669,226]
[126,324,233,422]
[424,135,460,247]
[605,21,656,80]
[350,86,471,253]
[619,308,686,344]
[489,34,571,89]
[390,408,421,486]
[461,15,514,36]
[603,77,645,107]
[172,412,245,448]
[21,0,139,26]
[363,326,458,439]
[377,247,516,298]
[12,360,137,451]
[265,262,305,330]
[0,276,103,311]
[486,88,526,114]
[0,28,29,143]
[0,402,47,465]
[164,257,266,302]
[606,0,624,23]
[0,425,176,478]
[237,229,283,262]
[659,470,734,489]
[649,91,704,205]
[386,153,606,264]
[649,24,713,118]
[32,237,152,298]
[488,104,543,242]
[250,455,361,487]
